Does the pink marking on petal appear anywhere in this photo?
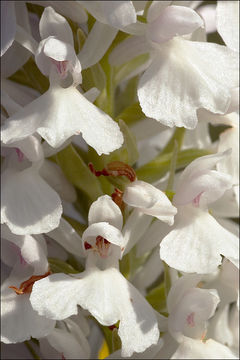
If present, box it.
[15,148,24,162]
[61,353,66,360]
[10,243,27,266]
[186,312,195,327]
[192,192,203,207]
[51,59,68,78]
[95,236,110,258]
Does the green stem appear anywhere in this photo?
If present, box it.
[163,262,171,299]
[24,341,41,360]
[161,127,185,156]
[166,140,178,193]
[106,66,115,117]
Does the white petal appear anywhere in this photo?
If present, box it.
[1,1,31,78]
[1,84,124,155]
[83,87,100,103]
[88,195,123,230]
[197,4,217,34]
[1,264,55,344]
[216,1,239,52]
[44,326,90,359]
[217,127,239,185]
[123,180,177,225]
[7,135,44,163]
[40,159,77,203]
[30,267,159,357]
[167,274,203,314]
[122,208,152,254]
[211,187,239,218]
[146,6,204,44]
[132,247,164,293]
[15,25,38,54]
[147,1,172,23]
[160,206,239,274]
[168,287,219,342]
[171,337,238,359]
[47,218,84,257]
[28,1,88,24]
[138,38,239,128]
[79,1,137,29]
[207,304,234,347]
[1,78,39,107]
[1,41,31,79]
[183,121,211,150]
[1,225,48,274]
[109,35,150,67]
[64,317,90,355]
[39,6,73,45]
[1,91,22,116]
[1,1,16,56]
[227,87,239,114]
[173,150,233,207]
[136,219,171,257]
[82,222,126,249]
[1,166,62,235]
[79,21,118,70]
[35,37,82,85]
[107,339,164,359]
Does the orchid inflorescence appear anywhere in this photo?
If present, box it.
[1,1,239,359]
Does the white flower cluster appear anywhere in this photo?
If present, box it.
[1,1,239,359]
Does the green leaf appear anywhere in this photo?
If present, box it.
[82,62,106,93]
[76,27,87,52]
[91,63,106,91]
[136,148,213,183]
[163,262,171,298]
[9,57,49,94]
[100,119,139,169]
[114,75,138,115]
[48,257,79,274]
[115,102,145,126]
[56,144,103,202]
[146,282,167,313]
[118,119,139,166]
[112,328,122,352]
[67,254,84,272]
[160,127,185,156]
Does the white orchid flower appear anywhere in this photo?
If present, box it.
[1,237,55,344]
[165,274,238,359]
[1,134,62,235]
[1,15,124,154]
[30,195,160,357]
[35,6,82,85]
[167,274,220,343]
[109,1,238,129]
[160,151,239,273]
